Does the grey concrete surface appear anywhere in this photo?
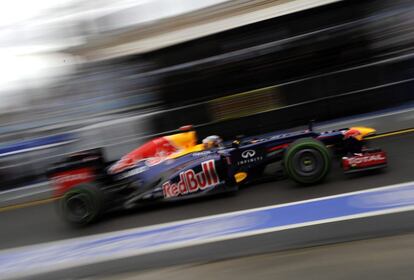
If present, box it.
[316,105,414,134]
[97,232,414,280]
[32,210,414,280]
[0,182,51,207]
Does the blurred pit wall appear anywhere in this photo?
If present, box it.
[104,0,414,107]
[153,51,414,140]
[148,0,414,136]
[64,0,414,136]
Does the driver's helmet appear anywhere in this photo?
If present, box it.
[202,135,223,149]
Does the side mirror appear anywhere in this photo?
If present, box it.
[308,120,315,132]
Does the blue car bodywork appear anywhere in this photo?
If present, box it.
[50,126,385,225]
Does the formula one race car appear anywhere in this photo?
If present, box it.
[49,125,387,225]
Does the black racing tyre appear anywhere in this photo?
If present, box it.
[58,183,104,226]
[284,138,331,185]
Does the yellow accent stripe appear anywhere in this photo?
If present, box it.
[366,128,414,139]
[0,197,60,213]
[212,85,277,102]
[209,86,284,121]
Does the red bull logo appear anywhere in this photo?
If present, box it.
[163,160,219,198]
[344,129,361,139]
[109,131,198,174]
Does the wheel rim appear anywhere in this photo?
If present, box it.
[291,149,324,177]
[66,194,91,221]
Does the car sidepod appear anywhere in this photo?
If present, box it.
[156,154,236,201]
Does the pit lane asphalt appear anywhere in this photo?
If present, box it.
[0,132,413,250]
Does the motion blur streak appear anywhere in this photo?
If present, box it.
[2,0,414,279]
[0,197,59,213]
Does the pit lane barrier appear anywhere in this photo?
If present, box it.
[3,181,414,279]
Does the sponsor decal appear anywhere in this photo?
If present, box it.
[348,154,386,165]
[241,150,256,158]
[52,168,94,196]
[162,160,219,198]
[54,173,91,184]
[145,157,165,167]
[267,143,289,152]
[117,166,149,180]
[237,156,263,165]
[192,151,212,157]
[238,149,263,165]
[108,157,135,174]
[342,151,387,171]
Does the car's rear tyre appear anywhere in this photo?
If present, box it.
[284,138,331,185]
[59,183,104,226]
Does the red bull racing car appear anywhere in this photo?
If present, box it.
[49,125,387,225]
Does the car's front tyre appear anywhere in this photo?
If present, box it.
[284,138,331,185]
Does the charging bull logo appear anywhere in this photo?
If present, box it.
[163,160,219,198]
[344,129,361,139]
